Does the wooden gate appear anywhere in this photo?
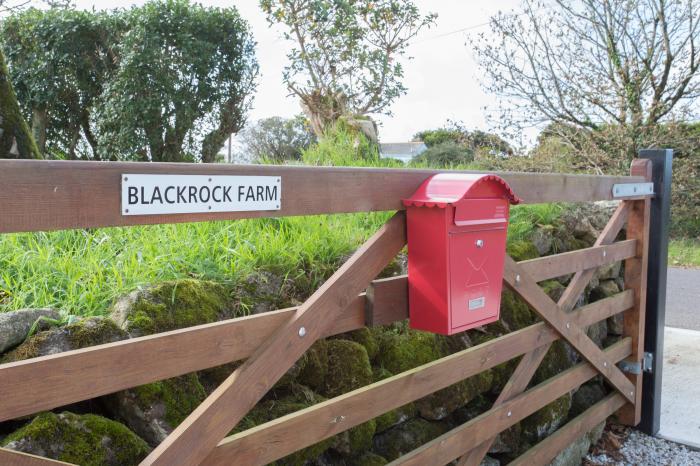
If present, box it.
[0,158,656,465]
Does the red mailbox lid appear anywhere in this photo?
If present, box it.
[402,174,522,208]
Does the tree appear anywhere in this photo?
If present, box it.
[1,8,125,159]
[261,0,435,135]
[0,0,41,159]
[97,0,258,162]
[239,115,316,162]
[472,0,700,166]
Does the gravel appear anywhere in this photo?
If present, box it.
[586,426,700,466]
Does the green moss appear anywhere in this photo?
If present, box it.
[234,387,332,465]
[374,326,443,374]
[506,240,540,261]
[499,289,537,331]
[541,280,566,302]
[321,339,372,398]
[65,317,127,348]
[116,279,233,335]
[373,418,448,460]
[1,412,149,465]
[297,339,330,391]
[416,371,493,420]
[1,331,48,362]
[521,394,572,443]
[132,374,206,428]
[0,49,41,159]
[338,327,379,361]
[533,340,572,385]
[331,419,377,455]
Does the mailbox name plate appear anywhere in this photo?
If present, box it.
[122,174,281,216]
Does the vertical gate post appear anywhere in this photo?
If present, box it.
[638,149,673,435]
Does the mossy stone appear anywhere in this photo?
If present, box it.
[297,339,330,391]
[499,289,537,332]
[330,419,377,455]
[521,394,572,443]
[321,339,373,398]
[234,386,332,465]
[533,340,573,385]
[2,317,127,363]
[105,374,206,446]
[541,279,566,302]
[1,412,149,465]
[348,451,387,465]
[372,367,416,433]
[374,326,443,374]
[338,327,379,361]
[416,371,493,420]
[111,279,234,337]
[506,240,540,261]
[372,418,448,460]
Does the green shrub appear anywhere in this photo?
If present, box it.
[410,142,474,167]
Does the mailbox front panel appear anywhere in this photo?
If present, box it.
[448,226,507,332]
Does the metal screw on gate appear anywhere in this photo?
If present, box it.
[515,275,521,285]
[507,411,512,417]
[566,322,570,329]
[124,176,128,182]
[298,326,307,337]
[475,239,484,248]
[603,250,607,258]
[603,362,608,367]
[208,178,212,182]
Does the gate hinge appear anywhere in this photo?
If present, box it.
[618,353,654,375]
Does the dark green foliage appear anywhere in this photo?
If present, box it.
[411,142,475,167]
[1,0,258,162]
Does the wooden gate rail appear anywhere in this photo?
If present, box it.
[0,241,636,422]
[205,293,633,465]
[0,160,647,234]
[0,160,655,466]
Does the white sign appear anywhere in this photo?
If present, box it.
[121,174,281,216]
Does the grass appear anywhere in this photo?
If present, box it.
[668,239,700,267]
[0,213,391,316]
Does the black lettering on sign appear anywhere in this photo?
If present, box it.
[128,187,138,205]
[164,186,175,204]
[212,186,222,202]
[151,186,163,204]
[245,186,255,201]
[188,186,197,203]
[224,186,232,202]
[199,186,211,203]
[265,185,277,201]
[140,187,150,204]
[177,186,187,203]
[256,185,264,201]
[238,185,245,202]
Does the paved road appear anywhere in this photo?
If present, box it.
[665,267,700,331]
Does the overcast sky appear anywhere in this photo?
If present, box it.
[68,0,523,142]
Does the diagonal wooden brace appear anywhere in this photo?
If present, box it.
[503,255,636,404]
[458,202,631,466]
[140,212,407,466]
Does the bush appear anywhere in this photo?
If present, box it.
[410,142,475,167]
[239,115,316,163]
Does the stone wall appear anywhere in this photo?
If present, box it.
[0,203,622,465]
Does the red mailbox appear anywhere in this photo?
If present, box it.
[403,174,521,335]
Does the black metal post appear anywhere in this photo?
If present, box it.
[638,149,673,435]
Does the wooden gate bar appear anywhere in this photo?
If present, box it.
[205,291,633,465]
[617,159,652,425]
[0,160,648,234]
[140,212,407,466]
[503,256,636,403]
[0,448,74,466]
[388,338,631,466]
[458,201,631,466]
[509,393,627,466]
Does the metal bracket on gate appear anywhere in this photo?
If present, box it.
[612,183,654,198]
[618,352,654,375]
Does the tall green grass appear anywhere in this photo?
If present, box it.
[668,239,700,267]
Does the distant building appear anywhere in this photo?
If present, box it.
[379,142,427,163]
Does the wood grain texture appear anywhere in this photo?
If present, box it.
[365,275,408,326]
[504,256,636,403]
[458,204,633,466]
[0,448,74,466]
[0,295,365,422]
[204,291,633,466]
[0,160,647,233]
[140,212,407,466]
[518,239,637,283]
[618,159,652,425]
[389,338,632,466]
[510,393,627,466]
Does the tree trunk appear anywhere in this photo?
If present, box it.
[0,49,42,159]
[31,107,48,156]
[201,97,244,163]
